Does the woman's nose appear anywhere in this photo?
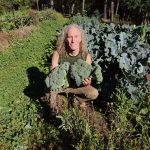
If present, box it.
[71,37,75,42]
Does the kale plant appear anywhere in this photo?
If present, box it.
[69,16,150,101]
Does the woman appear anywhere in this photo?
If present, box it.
[49,24,99,111]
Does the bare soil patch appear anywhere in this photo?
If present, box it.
[0,32,10,51]
[146,74,150,102]
[0,25,34,52]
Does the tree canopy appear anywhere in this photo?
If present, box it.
[0,0,149,24]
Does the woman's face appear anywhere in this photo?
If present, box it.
[66,27,82,52]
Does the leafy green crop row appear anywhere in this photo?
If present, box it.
[0,9,61,31]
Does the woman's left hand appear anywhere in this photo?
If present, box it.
[82,77,92,86]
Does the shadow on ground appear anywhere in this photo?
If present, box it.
[23,66,75,149]
[24,66,46,100]
[23,66,61,124]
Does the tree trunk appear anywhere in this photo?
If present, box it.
[115,0,119,15]
[71,3,75,16]
[82,0,85,15]
[50,0,54,9]
[111,0,114,22]
[104,0,108,19]
[36,0,39,11]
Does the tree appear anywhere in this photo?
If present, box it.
[82,0,85,15]
[111,0,114,21]
[120,0,150,24]
[104,0,108,19]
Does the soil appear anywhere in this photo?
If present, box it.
[0,32,10,51]
[0,25,34,52]
[146,74,150,102]
[44,93,109,139]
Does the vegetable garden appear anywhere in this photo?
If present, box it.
[0,10,149,149]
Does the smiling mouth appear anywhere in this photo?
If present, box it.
[71,44,76,47]
[70,43,78,46]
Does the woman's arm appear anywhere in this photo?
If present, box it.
[86,53,92,65]
[50,51,59,71]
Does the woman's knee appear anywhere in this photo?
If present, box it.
[85,86,99,99]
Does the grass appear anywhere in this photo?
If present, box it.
[0,13,67,148]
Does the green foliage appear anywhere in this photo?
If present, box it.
[0,0,34,13]
[45,59,103,90]
[0,8,62,31]
[0,10,149,149]
[0,97,59,149]
[93,9,102,19]
[68,14,100,28]
[56,88,149,149]
[121,0,150,13]
[92,61,103,84]
[0,13,67,148]
[107,89,149,149]
[70,59,93,86]
[69,15,150,101]
[134,25,150,44]
[45,62,70,91]
[0,9,30,31]
[57,108,104,150]
[0,0,12,13]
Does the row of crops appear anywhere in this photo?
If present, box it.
[0,10,149,149]
[0,9,60,31]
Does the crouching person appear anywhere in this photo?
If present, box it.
[45,24,103,113]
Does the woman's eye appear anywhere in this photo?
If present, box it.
[67,37,70,39]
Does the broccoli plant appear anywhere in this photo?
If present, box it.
[70,59,92,87]
[70,59,103,87]
[45,59,103,91]
[69,15,149,101]
[92,62,103,85]
[45,62,70,91]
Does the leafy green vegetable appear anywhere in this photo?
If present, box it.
[45,62,70,91]
[69,16,149,101]
[45,59,103,89]
[70,59,103,87]
[92,62,103,84]
[70,59,92,86]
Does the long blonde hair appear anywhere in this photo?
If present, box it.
[56,24,87,54]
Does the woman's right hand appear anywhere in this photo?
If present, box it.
[82,77,92,86]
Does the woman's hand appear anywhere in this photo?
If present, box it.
[82,77,92,86]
